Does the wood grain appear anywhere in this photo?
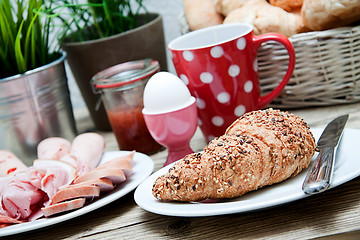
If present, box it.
[4,103,360,240]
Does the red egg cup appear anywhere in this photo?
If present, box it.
[142,97,198,167]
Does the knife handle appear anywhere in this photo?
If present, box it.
[302,146,335,195]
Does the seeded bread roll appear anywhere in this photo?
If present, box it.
[152,109,316,202]
[226,109,316,180]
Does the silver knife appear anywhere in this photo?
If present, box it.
[302,114,349,195]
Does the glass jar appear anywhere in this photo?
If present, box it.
[91,59,163,154]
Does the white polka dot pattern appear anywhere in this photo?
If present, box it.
[237,38,246,50]
[228,65,240,77]
[253,58,258,72]
[174,35,259,137]
[210,46,224,58]
[212,116,224,126]
[196,98,206,109]
[217,92,230,103]
[244,81,253,93]
[180,74,189,85]
[200,72,213,83]
[234,105,246,117]
[183,51,194,61]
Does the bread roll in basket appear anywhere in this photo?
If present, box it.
[181,0,360,109]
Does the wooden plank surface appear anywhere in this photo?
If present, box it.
[4,103,360,240]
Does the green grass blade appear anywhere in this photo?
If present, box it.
[14,21,26,73]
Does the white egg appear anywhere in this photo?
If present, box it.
[143,72,194,114]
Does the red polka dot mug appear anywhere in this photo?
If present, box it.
[169,23,295,141]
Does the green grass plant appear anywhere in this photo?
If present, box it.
[0,0,60,79]
[47,0,147,43]
[0,0,147,79]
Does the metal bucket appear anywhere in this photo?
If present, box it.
[0,53,77,166]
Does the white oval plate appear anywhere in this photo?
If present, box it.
[134,128,360,217]
[0,151,154,237]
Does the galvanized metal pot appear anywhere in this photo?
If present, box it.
[0,53,77,165]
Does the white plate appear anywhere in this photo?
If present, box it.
[134,128,360,217]
[0,151,154,237]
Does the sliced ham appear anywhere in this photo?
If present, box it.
[0,159,78,222]
[0,150,28,176]
[41,198,86,217]
[0,132,137,224]
[74,169,126,185]
[37,137,71,160]
[0,176,11,195]
[31,160,77,200]
[0,215,22,224]
[27,208,45,222]
[61,133,105,176]
[51,185,100,205]
[0,215,22,228]
[1,173,44,220]
[97,152,135,177]
[59,178,114,192]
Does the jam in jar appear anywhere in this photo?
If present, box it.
[92,59,163,154]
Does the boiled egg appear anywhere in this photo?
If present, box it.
[142,72,195,114]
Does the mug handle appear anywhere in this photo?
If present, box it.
[252,33,295,109]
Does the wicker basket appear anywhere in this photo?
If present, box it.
[259,24,360,109]
[179,12,360,108]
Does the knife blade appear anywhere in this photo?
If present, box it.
[302,114,349,195]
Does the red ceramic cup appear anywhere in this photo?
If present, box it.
[169,23,295,141]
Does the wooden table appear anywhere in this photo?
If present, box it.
[5,103,360,240]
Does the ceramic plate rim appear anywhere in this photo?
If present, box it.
[0,151,154,237]
[134,128,360,217]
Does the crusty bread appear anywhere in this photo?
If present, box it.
[269,0,303,12]
[183,0,224,31]
[183,0,359,34]
[152,109,316,202]
[301,0,360,31]
[223,0,307,37]
[214,0,250,16]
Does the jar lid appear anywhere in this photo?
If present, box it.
[91,59,159,90]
